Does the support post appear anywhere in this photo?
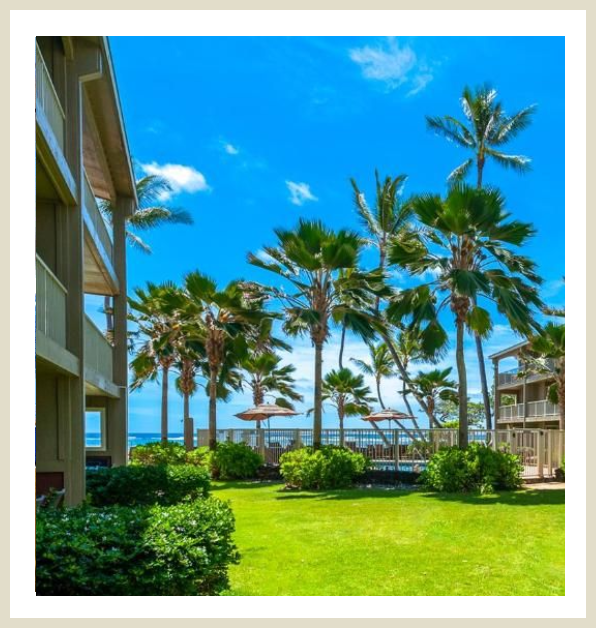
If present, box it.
[537,430,544,479]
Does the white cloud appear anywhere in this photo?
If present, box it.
[223,142,239,155]
[349,37,434,95]
[286,181,318,206]
[139,162,210,200]
[541,277,565,299]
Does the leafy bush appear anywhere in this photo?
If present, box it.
[36,498,239,595]
[420,443,523,493]
[130,441,209,467]
[555,455,565,481]
[86,464,210,506]
[280,445,369,490]
[209,441,263,480]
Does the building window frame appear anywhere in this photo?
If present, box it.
[85,407,107,451]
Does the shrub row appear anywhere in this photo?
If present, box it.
[420,443,523,493]
[36,498,239,596]
[280,445,369,490]
[130,441,209,467]
[86,464,211,506]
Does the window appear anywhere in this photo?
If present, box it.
[85,408,106,450]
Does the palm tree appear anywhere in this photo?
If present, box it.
[350,343,395,410]
[320,368,376,447]
[426,85,536,429]
[351,171,412,312]
[128,282,186,441]
[174,338,204,451]
[406,368,458,428]
[388,184,543,448]
[248,219,387,449]
[182,272,271,450]
[240,352,303,426]
[99,175,193,333]
[521,323,565,429]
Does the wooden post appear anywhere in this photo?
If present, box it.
[393,430,399,475]
[537,430,544,479]
[293,429,301,450]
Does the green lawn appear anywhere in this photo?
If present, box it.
[212,482,565,596]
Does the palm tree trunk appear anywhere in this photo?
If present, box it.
[208,369,218,451]
[401,379,426,440]
[474,163,493,430]
[456,319,469,449]
[558,373,565,430]
[381,332,436,428]
[338,324,347,369]
[313,341,323,450]
[339,412,345,448]
[183,392,193,451]
[161,365,169,442]
[104,296,114,340]
[376,377,385,410]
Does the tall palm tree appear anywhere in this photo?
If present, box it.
[426,85,536,429]
[248,219,387,449]
[406,368,458,428]
[240,352,303,426]
[351,171,412,312]
[388,184,543,448]
[182,272,271,450]
[174,337,205,451]
[320,368,376,447]
[128,282,186,441]
[99,175,193,333]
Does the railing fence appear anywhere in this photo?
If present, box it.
[197,428,565,479]
[35,43,66,151]
[36,255,67,347]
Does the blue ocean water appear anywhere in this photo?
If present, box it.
[86,432,193,449]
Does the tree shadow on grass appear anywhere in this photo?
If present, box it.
[419,488,565,507]
[211,480,284,492]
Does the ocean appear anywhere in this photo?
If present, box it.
[86,432,194,449]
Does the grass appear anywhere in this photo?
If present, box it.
[212,482,565,596]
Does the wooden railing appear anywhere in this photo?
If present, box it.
[36,255,67,347]
[527,399,559,417]
[499,403,524,420]
[35,43,66,152]
[196,428,565,478]
[84,315,113,382]
[83,173,114,264]
[498,369,520,386]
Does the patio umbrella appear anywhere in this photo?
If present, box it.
[362,408,419,441]
[235,403,301,453]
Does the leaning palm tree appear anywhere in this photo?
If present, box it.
[350,343,396,410]
[240,352,303,426]
[182,272,271,450]
[248,219,388,449]
[128,282,186,441]
[320,368,376,447]
[426,85,536,428]
[388,184,543,448]
[406,368,458,428]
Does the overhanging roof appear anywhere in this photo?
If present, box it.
[489,340,530,361]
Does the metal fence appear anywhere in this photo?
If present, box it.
[197,428,565,479]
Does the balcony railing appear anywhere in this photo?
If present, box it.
[83,173,114,265]
[35,43,66,152]
[499,400,560,421]
[84,316,113,382]
[36,255,67,347]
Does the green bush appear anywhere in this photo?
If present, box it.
[420,443,523,493]
[86,464,210,506]
[36,498,239,595]
[280,445,369,490]
[209,441,263,480]
[130,441,209,467]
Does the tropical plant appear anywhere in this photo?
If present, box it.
[437,398,486,428]
[128,282,186,441]
[209,442,263,480]
[406,368,458,428]
[388,184,543,447]
[182,272,271,450]
[174,337,204,450]
[426,85,537,429]
[319,368,376,447]
[521,322,565,428]
[99,175,193,332]
[248,219,387,449]
[240,351,303,423]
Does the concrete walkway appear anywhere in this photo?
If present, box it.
[523,482,565,490]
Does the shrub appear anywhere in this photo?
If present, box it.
[130,441,209,467]
[555,455,565,481]
[420,443,523,493]
[280,445,369,490]
[36,498,239,595]
[209,441,263,480]
[86,464,210,506]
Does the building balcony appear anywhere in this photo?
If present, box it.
[36,254,79,375]
[498,399,560,423]
[497,360,557,388]
[35,43,65,154]
[84,315,119,398]
[82,171,119,295]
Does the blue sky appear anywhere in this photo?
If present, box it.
[88,36,565,433]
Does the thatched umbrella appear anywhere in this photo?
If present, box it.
[362,408,419,441]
